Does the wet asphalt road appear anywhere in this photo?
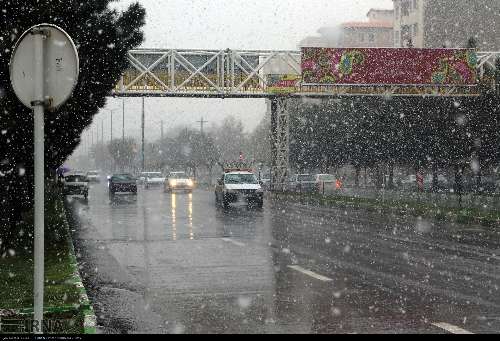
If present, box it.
[65,182,500,334]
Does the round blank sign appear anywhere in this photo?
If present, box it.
[9,24,79,110]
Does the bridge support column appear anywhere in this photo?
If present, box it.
[270,97,290,192]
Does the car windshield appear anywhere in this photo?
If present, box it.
[225,174,258,184]
[112,174,134,181]
[65,175,87,183]
[170,172,187,179]
[143,172,161,177]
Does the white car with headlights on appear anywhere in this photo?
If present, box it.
[215,169,264,208]
[165,171,194,193]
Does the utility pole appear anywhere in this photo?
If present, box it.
[110,110,113,142]
[122,99,125,142]
[101,120,104,169]
[142,97,145,172]
[197,117,208,135]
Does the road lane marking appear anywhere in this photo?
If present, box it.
[221,238,245,247]
[287,265,333,282]
[432,322,474,334]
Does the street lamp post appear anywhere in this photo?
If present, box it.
[103,108,119,142]
[122,99,125,142]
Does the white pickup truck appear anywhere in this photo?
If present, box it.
[215,169,264,208]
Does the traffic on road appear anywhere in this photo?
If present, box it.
[63,176,500,334]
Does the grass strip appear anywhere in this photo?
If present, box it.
[0,185,85,334]
[271,191,500,227]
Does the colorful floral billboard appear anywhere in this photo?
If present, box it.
[301,48,477,86]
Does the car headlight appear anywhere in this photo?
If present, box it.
[170,180,177,187]
[187,179,194,187]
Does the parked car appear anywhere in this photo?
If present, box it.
[143,172,165,189]
[465,175,498,194]
[63,173,89,199]
[138,171,162,185]
[400,174,449,192]
[109,174,138,196]
[86,170,101,183]
[400,174,417,188]
[314,174,338,193]
[165,171,194,193]
[425,174,450,192]
[288,174,317,192]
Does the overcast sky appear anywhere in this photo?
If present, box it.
[77,0,393,156]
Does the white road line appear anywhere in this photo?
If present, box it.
[432,322,474,334]
[221,238,245,247]
[287,265,333,282]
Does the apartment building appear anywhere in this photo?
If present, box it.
[340,8,394,48]
[393,0,500,49]
[298,8,394,49]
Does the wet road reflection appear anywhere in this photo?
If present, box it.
[67,184,500,334]
[171,193,177,241]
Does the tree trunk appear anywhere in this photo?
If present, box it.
[354,166,360,188]
[475,158,482,193]
[388,163,394,190]
[432,163,439,192]
[375,165,383,189]
[454,164,464,206]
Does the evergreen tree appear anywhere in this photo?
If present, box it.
[0,1,145,231]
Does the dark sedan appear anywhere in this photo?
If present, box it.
[109,174,138,196]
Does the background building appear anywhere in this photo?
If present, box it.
[340,8,394,48]
[393,0,500,49]
[298,27,342,48]
[299,8,394,48]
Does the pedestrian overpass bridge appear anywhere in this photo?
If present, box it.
[113,49,499,98]
[110,48,500,189]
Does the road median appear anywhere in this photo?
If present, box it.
[269,190,500,228]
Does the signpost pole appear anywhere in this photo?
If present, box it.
[33,28,46,334]
[10,25,79,333]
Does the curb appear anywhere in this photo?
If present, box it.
[59,199,97,334]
